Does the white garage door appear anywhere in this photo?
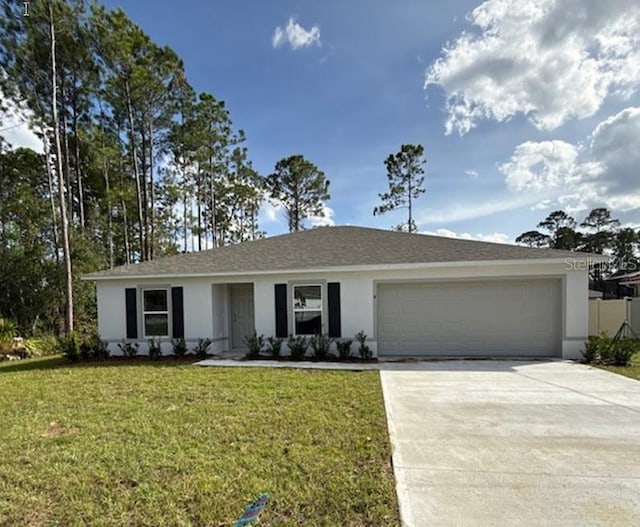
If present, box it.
[377,279,561,357]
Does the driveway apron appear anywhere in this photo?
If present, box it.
[380,360,640,527]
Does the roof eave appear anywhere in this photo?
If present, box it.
[83,255,602,282]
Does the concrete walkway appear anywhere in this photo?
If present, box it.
[195,357,381,370]
[195,357,552,371]
[380,361,640,527]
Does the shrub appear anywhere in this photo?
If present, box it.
[336,340,353,360]
[148,338,162,359]
[118,340,139,358]
[355,331,372,360]
[79,336,94,361]
[244,331,264,359]
[310,333,332,360]
[23,335,61,357]
[287,335,309,360]
[172,337,188,358]
[59,333,80,362]
[94,339,110,360]
[609,338,639,367]
[582,333,610,364]
[0,318,18,356]
[582,333,638,367]
[193,338,212,358]
[0,318,17,340]
[266,336,283,357]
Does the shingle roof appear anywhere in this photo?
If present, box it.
[85,225,595,279]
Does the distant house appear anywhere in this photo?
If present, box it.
[616,271,640,297]
[601,270,640,299]
[84,226,604,360]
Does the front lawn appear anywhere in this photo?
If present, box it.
[601,351,640,381]
[0,357,399,526]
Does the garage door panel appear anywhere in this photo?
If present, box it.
[377,279,561,357]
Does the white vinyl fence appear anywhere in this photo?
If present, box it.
[589,298,640,337]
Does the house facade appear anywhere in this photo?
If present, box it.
[86,226,603,360]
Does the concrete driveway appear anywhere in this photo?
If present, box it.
[380,361,640,527]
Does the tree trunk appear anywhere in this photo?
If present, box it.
[208,146,217,248]
[408,173,413,233]
[125,79,145,262]
[103,160,114,268]
[72,112,85,229]
[148,118,155,259]
[118,156,131,265]
[60,83,73,223]
[140,121,150,260]
[197,173,202,252]
[49,2,74,334]
[210,175,216,247]
[43,133,60,263]
[183,181,188,253]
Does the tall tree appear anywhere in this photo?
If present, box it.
[515,230,550,248]
[536,210,581,250]
[612,227,639,274]
[92,5,153,261]
[0,0,78,332]
[373,144,426,233]
[0,147,63,334]
[267,155,330,232]
[47,1,74,332]
[0,0,258,334]
[579,207,620,254]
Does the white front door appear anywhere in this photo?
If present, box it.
[230,284,255,350]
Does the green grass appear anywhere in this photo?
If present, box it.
[600,352,640,381]
[0,357,399,526]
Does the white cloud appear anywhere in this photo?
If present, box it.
[259,200,284,224]
[425,0,640,135]
[530,200,553,211]
[499,106,640,214]
[465,169,479,179]
[307,203,335,228]
[422,228,511,244]
[0,98,44,153]
[416,193,534,224]
[272,18,321,50]
[259,199,334,228]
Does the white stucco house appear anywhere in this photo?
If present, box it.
[85,226,604,359]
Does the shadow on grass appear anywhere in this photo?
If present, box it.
[0,355,202,374]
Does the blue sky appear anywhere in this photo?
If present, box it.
[7,0,640,242]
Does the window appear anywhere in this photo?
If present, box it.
[293,284,322,335]
[143,289,169,337]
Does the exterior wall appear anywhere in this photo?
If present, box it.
[97,278,214,356]
[562,270,589,360]
[95,260,589,359]
[97,281,126,344]
[211,284,229,354]
[183,281,214,341]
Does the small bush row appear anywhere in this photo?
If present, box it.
[61,335,214,362]
[583,333,639,367]
[243,330,374,361]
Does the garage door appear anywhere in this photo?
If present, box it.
[377,279,561,357]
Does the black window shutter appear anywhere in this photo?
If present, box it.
[275,284,288,338]
[327,282,341,338]
[171,287,184,339]
[125,288,138,339]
